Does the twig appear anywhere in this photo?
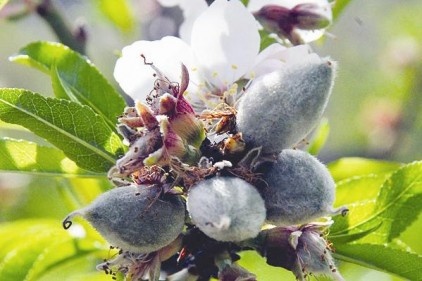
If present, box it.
[35,0,86,54]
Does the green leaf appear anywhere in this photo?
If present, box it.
[0,88,124,172]
[334,243,422,281]
[50,63,71,100]
[330,175,386,240]
[328,157,402,182]
[0,138,103,177]
[10,41,126,131]
[359,161,422,243]
[94,0,135,33]
[332,161,422,245]
[36,255,108,281]
[329,223,383,244]
[307,118,329,156]
[239,251,293,280]
[0,220,103,281]
[240,0,250,7]
[259,30,278,51]
[332,0,352,20]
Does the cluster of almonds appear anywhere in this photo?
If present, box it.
[63,55,347,281]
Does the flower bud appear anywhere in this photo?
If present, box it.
[63,185,186,254]
[187,177,266,242]
[292,3,331,30]
[260,149,346,226]
[253,3,332,44]
[236,58,336,154]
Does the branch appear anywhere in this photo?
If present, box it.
[35,0,86,55]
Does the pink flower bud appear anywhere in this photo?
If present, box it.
[292,3,331,30]
[253,3,332,44]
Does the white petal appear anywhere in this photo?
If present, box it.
[246,43,287,79]
[178,3,208,43]
[246,44,320,79]
[114,36,198,101]
[296,30,326,43]
[279,44,322,65]
[191,0,260,89]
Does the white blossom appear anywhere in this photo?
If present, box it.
[115,0,320,111]
[158,0,332,44]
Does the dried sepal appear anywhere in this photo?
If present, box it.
[96,235,182,281]
[220,133,246,155]
[109,128,163,178]
[136,101,159,130]
[259,223,345,281]
[215,251,257,281]
[199,103,237,135]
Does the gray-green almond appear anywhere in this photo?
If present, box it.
[236,58,336,154]
[63,185,186,253]
[187,177,266,242]
[260,149,345,226]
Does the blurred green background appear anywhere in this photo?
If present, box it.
[0,0,421,280]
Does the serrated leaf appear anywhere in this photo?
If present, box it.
[330,175,386,239]
[328,157,402,182]
[0,88,124,172]
[334,243,422,281]
[0,220,102,281]
[359,161,422,243]
[10,41,126,130]
[308,118,329,156]
[94,0,135,33]
[332,161,422,245]
[0,138,103,177]
[329,223,382,244]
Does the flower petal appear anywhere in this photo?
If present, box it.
[246,44,320,79]
[191,0,260,89]
[278,44,321,65]
[246,43,287,79]
[114,36,197,101]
